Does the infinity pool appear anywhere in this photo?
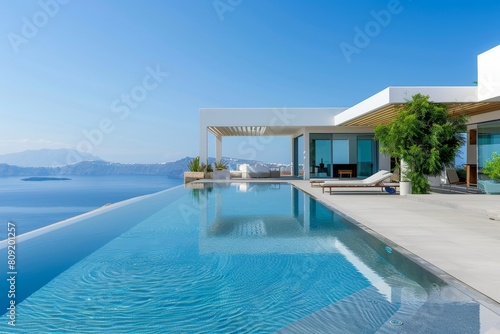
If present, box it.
[1,183,499,333]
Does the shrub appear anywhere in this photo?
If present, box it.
[483,152,500,181]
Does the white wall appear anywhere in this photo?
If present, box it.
[379,153,391,172]
[466,125,478,165]
[200,108,345,127]
[478,45,500,102]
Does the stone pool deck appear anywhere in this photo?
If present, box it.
[289,180,500,308]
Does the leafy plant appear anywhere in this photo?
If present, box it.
[206,164,213,172]
[375,94,468,194]
[187,157,206,172]
[214,159,228,170]
[483,152,500,181]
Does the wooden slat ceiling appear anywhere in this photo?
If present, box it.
[340,102,500,127]
[208,126,267,136]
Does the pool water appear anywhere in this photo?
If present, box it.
[0,175,182,238]
[1,183,499,333]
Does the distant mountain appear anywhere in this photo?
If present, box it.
[0,160,186,179]
[0,156,287,179]
[0,149,102,167]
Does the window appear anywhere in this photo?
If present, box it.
[332,139,349,163]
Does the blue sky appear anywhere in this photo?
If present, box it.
[1,0,499,164]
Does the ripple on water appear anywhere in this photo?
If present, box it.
[9,222,383,333]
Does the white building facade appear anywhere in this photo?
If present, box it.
[199,45,500,180]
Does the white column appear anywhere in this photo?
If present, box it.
[290,137,295,177]
[199,126,208,164]
[303,130,310,180]
[215,135,222,162]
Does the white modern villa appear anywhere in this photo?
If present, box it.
[199,45,500,182]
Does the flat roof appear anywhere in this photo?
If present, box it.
[336,86,500,126]
[201,86,500,133]
[200,107,346,137]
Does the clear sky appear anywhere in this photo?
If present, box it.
[1,0,499,164]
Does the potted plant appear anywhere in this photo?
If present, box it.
[478,152,500,194]
[395,162,411,196]
[213,159,230,180]
[184,157,206,183]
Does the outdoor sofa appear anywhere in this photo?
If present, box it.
[238,164,271,178]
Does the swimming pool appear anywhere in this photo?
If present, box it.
[1,182,499,333]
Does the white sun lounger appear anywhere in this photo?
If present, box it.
[320,170,397,194]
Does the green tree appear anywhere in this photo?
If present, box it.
[374,94,468,194]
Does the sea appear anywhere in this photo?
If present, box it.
[0,175,183,240]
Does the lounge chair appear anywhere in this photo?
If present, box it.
[310,180,327,187]
[320,170,396,194]
[445,169,467,193]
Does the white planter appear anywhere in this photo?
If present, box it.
[478,180,500,194]
[184,171,205,183]
[213,170,230,180]
[400,181,412,196]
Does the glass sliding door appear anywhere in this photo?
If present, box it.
[453,133,467,167]
[478,121,500,180]
[332,140,349,164]
[309,134,332,178]
[315,140,331,177]
[308,134,379,178]
[357,138,377,177]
